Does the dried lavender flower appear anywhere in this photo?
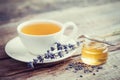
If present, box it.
[63,45,67,50]
[49,53,55,59]
[65,67,69,70]
[50,47,55,51]
[71,45,75,50]
[58,52,63,57]
[65,49,68,54]
[27,41,80,68]
[68,63,74,67]
[44,53,49,59]
[97,66,103,69]
[33,59,38,64]
[93,73,96,75]
[57,46,62,50]
[47,50,50,53]
[37,55,44,63]
[56,42,61,47]
[68,44,72,48]
[65,62,104,76]
[80,75,83,77]
[27,62,34,68]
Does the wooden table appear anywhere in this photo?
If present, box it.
[0,0,120,80]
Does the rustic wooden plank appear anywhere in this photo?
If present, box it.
[0,58,70,77]
[0,58,73,80]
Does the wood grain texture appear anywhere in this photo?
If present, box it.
[0,0,120,80]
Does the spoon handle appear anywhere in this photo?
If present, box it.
[78,35,116,46]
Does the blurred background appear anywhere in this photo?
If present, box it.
[0,0,120,25]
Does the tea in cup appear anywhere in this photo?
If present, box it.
[17,20,78,55]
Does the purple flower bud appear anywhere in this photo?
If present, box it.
[71,45,75,50]
[68,44,75,50]
[68,44,72,48]
[49,53,55,59]
[56,43,61,47]
[58,52,63,57]
[27,62,34,68]
[57,46,62,50]
[47,50,50,53]
[68,44,74,48]
[65,49,68,54]
[44,53,49,59]
[50,47,55,51]
[37,55,44,63]
[63,45,67,49]
[97,66,103,69]
[33,59,38,64]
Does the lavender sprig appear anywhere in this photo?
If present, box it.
[27,41,81,68]
[37,55,44,63]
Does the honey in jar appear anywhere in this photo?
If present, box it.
[81,41,108,65]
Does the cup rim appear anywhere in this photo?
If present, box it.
[17,19,64,37]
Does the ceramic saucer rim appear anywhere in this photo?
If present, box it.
[5,36,77,63]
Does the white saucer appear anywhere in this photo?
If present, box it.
[5,36,78,63]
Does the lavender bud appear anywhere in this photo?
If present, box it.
[97,66,103,69]
[75,67,79,71]
[65,49,68,54]
[68,44,74,49]
[80,75,83,77]
[57,43,61,47]
[47,50,50,53]
[68,44,72,48]
[33,59,38,64]
[44,53,49,59]
[37,55,44,63]
[57,46,62,50]
[71,45,75,50]
[58,52,63,57]
[68,63,74,67]
[49,53,55,59]
[40,58,44,63]
[63,45,67,49]
[93,73,96,75]
[50,47,55,51]
[27,62,34,68]
[37,55,42,59]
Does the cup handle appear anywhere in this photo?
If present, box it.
[63,22,78,40]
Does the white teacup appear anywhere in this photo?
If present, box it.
[17,20,78,55]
